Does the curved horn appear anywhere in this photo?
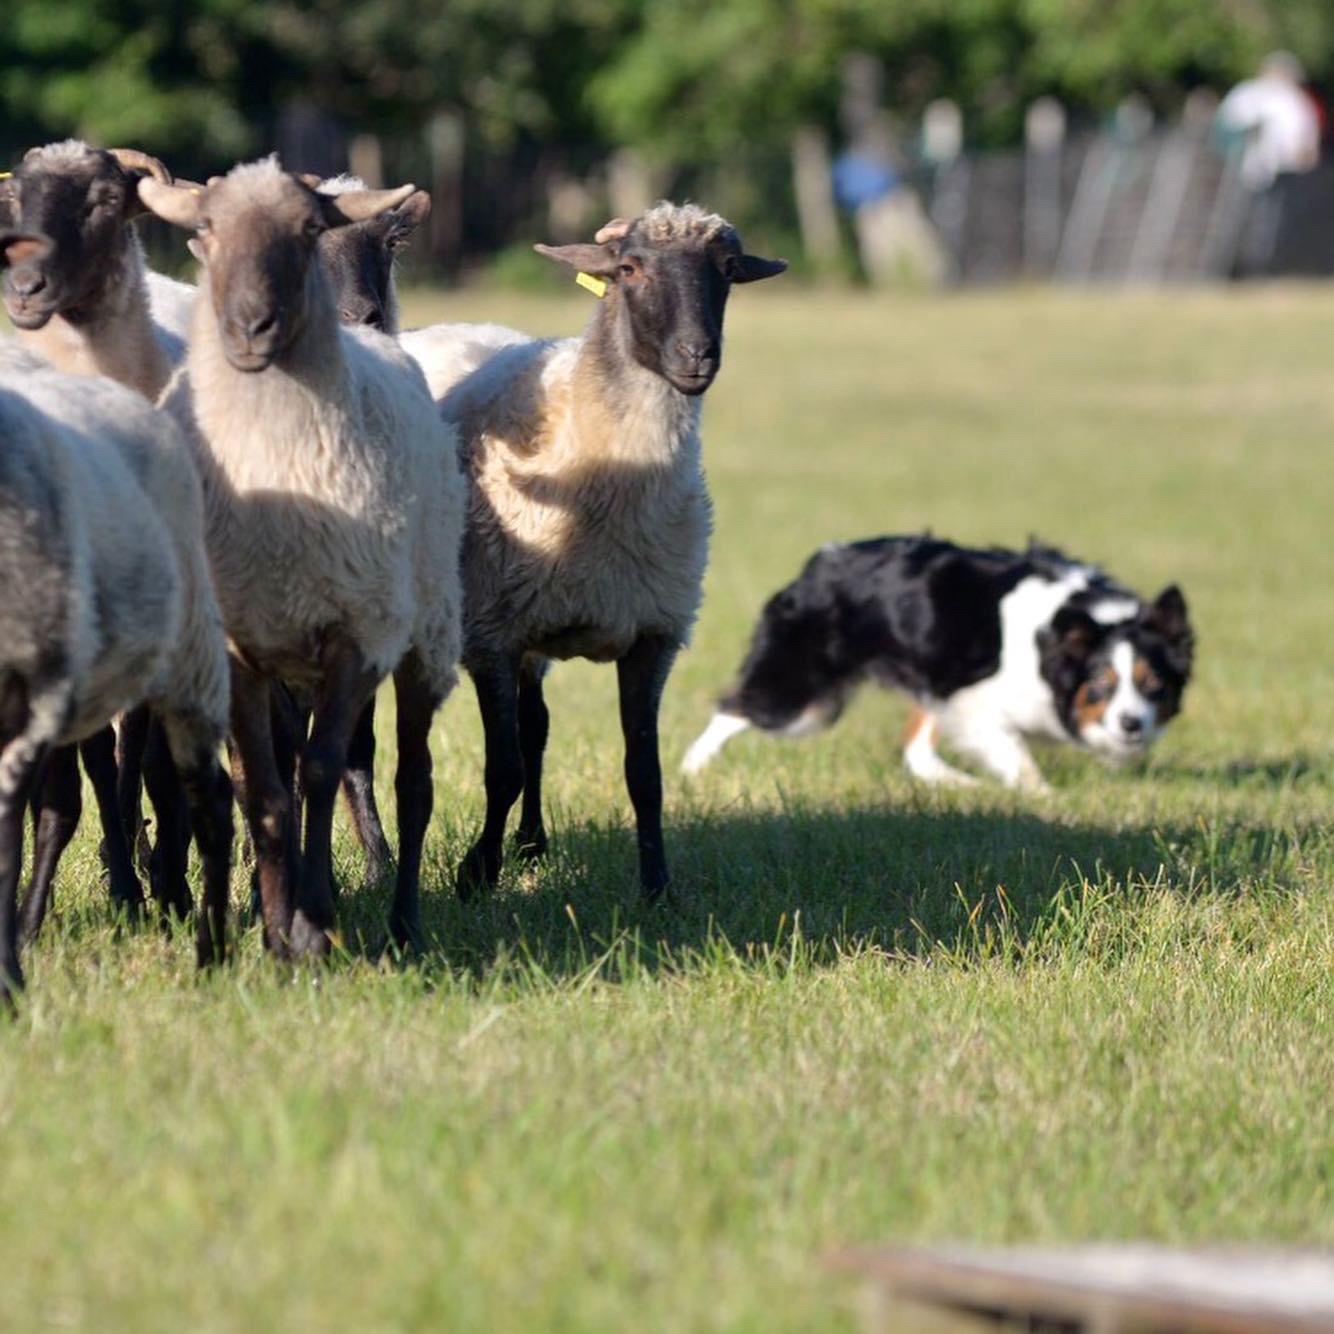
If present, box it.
[594,217,633,244]
[137,178,201,229]
[109,149,172,184]
[318,183,416,226]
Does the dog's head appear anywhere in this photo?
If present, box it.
[1039,585,1194,762]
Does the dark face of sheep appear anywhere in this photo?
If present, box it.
[0,146,170,331]
[138,165,417,372]
[315,188,430,332]
[535,209,787,396]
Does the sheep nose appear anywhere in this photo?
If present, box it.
[676,340,718,363]
[1120,713,1145,735]
[245,312,278,339]
[341,305,382,329]
[7,268,47,299]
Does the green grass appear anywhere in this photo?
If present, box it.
[3,285,1332,1330]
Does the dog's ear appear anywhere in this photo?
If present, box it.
[1044,605,1102,660]
[1145,584,1194,675]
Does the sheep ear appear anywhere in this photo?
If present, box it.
[594,218,633,244]
[138,178,202,230]
[0,231,52,270]
[729,253,788,284]
[316,184,417,228]
[386,189,431,249]
[109,149,172,218]
[533,242,619,277]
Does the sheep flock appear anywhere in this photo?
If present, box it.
[0,140,787,1001]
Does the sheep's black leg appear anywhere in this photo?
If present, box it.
[342,698,393,885]
[258,687,304,912]
[2,735,48,1008]
[617,634,678,901]
[290,638,379,959]
[158,711,234,969]
[515,659,550,861]
[115,705,151,875]
[457,658,522,900]
[17,744,81,946]
[389,652,441,952]
[142,718,192,922]
[80,726,143,919]
[229,663,294,958]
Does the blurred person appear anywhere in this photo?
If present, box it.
[1217,52,1321,275]
[1217,51,1320,190]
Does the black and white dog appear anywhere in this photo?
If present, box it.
[682,537,1194,790]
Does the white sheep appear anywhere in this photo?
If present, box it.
[0,329,233,1002]
[268,172,433,884]
[140,158,464,956]
[399,203,786,898]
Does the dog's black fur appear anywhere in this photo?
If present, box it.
[704,535,1193,771]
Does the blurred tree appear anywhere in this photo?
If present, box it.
[589,0,1334,157]
[4,0,1334,254]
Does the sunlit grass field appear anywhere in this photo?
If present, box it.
[3,285,1332,1330]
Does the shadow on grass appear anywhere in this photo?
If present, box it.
[1173,752,1330,787]
[327,795,1320,983]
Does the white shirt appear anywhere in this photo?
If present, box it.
[1218,76,1320,189]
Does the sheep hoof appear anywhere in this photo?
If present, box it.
[388,912,423,957]
[514,828,548,862]
[195,932,225,970]
[456,842,500,901]
[640,872,671,905]
[289,911,333,960]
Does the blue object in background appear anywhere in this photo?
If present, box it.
[832,152,900,210]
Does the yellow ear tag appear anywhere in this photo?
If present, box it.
[0,172,12,180]
[575,271,607,298]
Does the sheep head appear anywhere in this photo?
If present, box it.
[311,176,431,333]
[139,158,415,372]
[0,141,171,330]
[535,201,787,396]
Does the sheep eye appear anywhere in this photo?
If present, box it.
[304,219,323,240]
[618,262,637,277]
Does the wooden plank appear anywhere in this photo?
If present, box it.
[827,1245,1334,1333]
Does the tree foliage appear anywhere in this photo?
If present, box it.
[3,0,1333,167]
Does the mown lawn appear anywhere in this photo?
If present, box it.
[2,285,1331,1331]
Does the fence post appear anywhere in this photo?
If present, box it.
[1023,97,1066,277]
[791,124,841,271]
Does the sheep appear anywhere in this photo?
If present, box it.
[0,311,233,1002]
[275,173,433,884]
[3,146,429,918]
[139,158,464,956]
[0,141,202,925]
[397,203,787,899]
[311,173,431,334]
[0,141,189,401]
[177,172,434,891]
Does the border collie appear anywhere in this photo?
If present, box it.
[682,537,1194,790]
